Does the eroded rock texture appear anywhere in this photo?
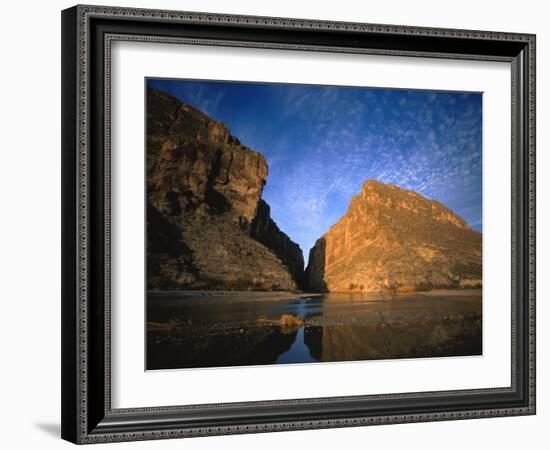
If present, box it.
[305,180,482,293]
[147,88,303,291]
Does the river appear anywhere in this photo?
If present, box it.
[146,290,482,370]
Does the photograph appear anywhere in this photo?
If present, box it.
[55,2,536,445]
[145,79,483,370]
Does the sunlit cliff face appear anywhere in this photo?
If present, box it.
[305,179,482,293]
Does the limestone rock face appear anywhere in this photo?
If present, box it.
[305,180,482,293]
[147,88,303,291]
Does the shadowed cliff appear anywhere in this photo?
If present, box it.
[304,238,328,292]
[147,88,304,291]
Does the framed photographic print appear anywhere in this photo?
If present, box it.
[61,4,536,444]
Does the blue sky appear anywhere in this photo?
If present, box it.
[148,79,482,263]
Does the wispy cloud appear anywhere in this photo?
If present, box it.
[184,86,224,119]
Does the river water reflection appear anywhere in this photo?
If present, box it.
[147,291,482,370]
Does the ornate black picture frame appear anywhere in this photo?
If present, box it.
[61,4,536,444]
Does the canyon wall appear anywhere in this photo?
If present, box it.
[147,88,303,291]
[305,180,482,293]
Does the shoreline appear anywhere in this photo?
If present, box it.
[148,290,323,303]
[147,288,481,304]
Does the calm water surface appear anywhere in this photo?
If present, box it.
[147,291,482,370]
